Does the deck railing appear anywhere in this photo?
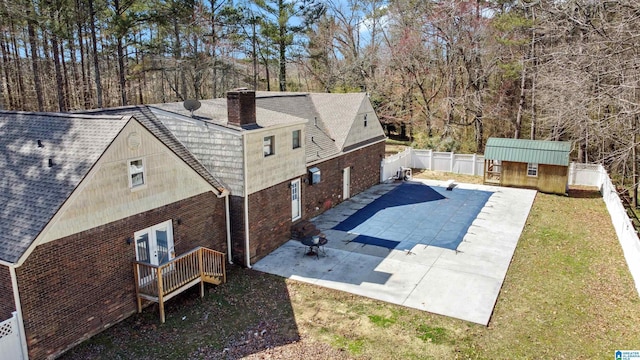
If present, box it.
[134,246,226,323]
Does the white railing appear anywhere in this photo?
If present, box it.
[382,148,640,296]
[0,312,25,360]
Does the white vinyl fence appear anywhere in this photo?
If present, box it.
[599,167,640,296]
[381,149,640,296]
[380,148,484,182]
[0,312,25,360]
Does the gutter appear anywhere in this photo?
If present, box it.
[242,133,251,268]
[9,266,29,359]
[307,137,387,167]
[224,194,232,264]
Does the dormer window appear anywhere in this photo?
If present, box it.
[129,159,145,188]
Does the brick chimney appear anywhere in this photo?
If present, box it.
[227,89,256,127]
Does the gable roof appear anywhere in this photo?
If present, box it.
[255,92,340,162]
[484,138,572,166]
[308,92,369,150]
[76,106,228,195]
[0,111,129,264]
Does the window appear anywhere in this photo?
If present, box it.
[263,136,275,156]
[364,114,368,127]
[527,163,538,177]
[129,159,145,188]
[292,130,301,149]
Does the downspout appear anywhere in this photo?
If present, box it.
[9,266,29,359]
[224,194,232,264]
[242,133,251,268]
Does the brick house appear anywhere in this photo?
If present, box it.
[147,90,387,266]
[0,111,230,359]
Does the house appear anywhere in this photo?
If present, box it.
[82,90,386,267]
[147,90,387,266]
[0,110,231,359]
[483,137,572,195]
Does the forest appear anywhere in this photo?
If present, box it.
[0,0,638,192]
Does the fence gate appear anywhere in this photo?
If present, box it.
[0,313,25,360]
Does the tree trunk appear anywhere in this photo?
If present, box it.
[75,0,90,108]
[88,0,103,107]
[634,115,638,208]
[278,0,286,92]
[13,31,27,109]
[117,35,127,106]
[0,34,12,109]
[50,7,67,112]
[515,56,526,139]
[26,5,44,111]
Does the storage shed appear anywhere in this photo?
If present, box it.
[483,138,572,195]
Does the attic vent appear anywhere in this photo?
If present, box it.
[37,140,43,148]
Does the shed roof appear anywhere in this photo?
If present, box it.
[484,138,572,166]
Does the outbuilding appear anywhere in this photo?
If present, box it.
[483,138,572,195]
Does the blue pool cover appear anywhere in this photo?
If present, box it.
[333,182,493,251]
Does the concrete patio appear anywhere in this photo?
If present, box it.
[252,179,536,325]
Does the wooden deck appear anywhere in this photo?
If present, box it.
[134,247,226,323]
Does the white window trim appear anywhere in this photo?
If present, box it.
[263,136,275,157]
[291,179,301,221]
[527,162,538,177]
[128,158,147,190]
[292,130,301,149]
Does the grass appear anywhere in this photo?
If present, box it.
[62,174,640,359]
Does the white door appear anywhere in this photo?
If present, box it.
[135,220,175,266]
[291,179,301,221]
[343,167,351,200]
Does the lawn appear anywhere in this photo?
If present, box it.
[61,175,640,359]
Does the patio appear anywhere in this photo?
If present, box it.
[253,179,536,325]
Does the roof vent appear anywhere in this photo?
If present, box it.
[37,140,43,148]
[183,99,201,118]
[48,158,54,167]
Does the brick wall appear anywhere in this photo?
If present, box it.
[228,141,384,266]
[247,180,294,264]
[229,195,247,265]
[0,265,15,319]
[15,191,226,360]
[303,142,384,219]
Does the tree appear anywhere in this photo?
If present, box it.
[253,0,324,91]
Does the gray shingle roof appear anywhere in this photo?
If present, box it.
[0,111,129,264]
[77,106,228,195]
[308,92,368,150]
[151,109,246,196]
[255,92,340,162]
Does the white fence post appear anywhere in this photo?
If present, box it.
[428,149,433,170]
[472,154,477,175]
[450,151,454,172]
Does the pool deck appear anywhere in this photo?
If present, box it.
[252,179,536,325]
